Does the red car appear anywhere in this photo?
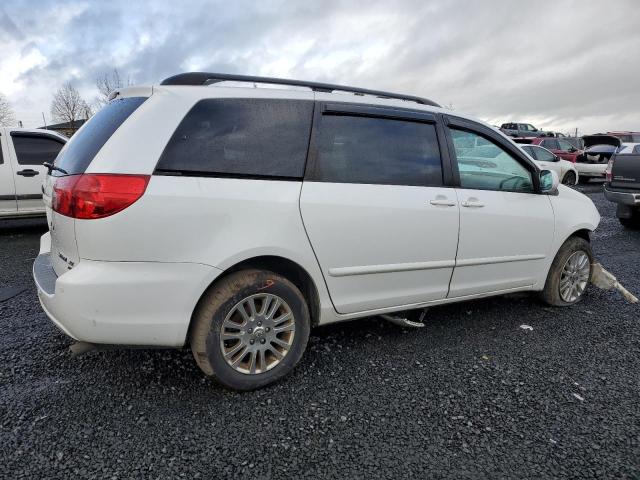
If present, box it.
[513,137,582,162]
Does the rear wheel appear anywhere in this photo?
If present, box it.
[541,236,593,307]
[561,171,576,185]
[190,269,310,391]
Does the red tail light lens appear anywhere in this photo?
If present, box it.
[52,174,150,219]
[605,159,614,182]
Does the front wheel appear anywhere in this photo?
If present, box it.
[540,237,593,307]
[561,171,577,185]
[190,269,310,391]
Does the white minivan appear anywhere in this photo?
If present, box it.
[0,128,67,218]
[33,73,600,390]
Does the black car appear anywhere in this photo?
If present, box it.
[604,143,640,228]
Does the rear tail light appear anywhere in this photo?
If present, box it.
[52,174,150,219]
[605,159,614,182]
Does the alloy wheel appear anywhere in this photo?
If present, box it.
[559,251,590,302]
[219,293,296,374]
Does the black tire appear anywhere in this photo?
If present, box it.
[540,236,593,307]
[190,269,310,391]
[561,171,576,185]
[619,215,640,229]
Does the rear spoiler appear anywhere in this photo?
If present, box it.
[108,85,154,102]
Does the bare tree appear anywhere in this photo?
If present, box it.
[51,83,87,132]
[0,93,16,127]
[96,69,132,106]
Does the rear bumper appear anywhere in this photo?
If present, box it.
[604,186,640,206]
[575,163,606,177]
[33,235,222,347]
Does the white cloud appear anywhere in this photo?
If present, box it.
[0,0,638,134]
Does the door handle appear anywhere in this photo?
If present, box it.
[430,199,456,207]
[461,199,484,208]
[17,169,40,177]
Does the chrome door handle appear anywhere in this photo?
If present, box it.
[429,199,456,207]
[461,200,484,208]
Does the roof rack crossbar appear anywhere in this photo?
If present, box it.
[160,72,440,107]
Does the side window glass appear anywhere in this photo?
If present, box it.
[557,139,573,151]
[523,146,537,159]
[542,139,559,150]
[310,115,443,187]
[535,147,555,161]
[157,99,313,178]
[450,129,533,193]
[12,136,65,165]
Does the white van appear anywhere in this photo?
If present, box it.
[0,128,67,218]
[33,73,600,390]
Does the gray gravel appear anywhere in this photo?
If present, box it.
[1,183,639,479]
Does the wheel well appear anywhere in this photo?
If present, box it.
[193,256,321,330]
[570,229,591,243]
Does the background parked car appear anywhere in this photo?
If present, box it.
[519,144,578,185]
[514,137,607,183]
[562,136,584,150]
[604,142,640,228]
[0,127,67,219]
[500,122,549,137]
[606,131,640,143]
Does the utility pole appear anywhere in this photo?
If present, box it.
[574,127,578,138]
[42,112,47,129]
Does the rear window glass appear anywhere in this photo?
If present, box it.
[307,114,442,186]
[53,97,147,175]
[12,135,65,165]
[156,98,313,178]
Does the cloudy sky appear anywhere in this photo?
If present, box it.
[1,0,638,134]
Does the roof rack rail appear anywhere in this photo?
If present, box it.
[160,72,440,107]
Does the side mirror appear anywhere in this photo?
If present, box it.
[540,169,559,194]
[554,155,561,162]
[568,147,577,153]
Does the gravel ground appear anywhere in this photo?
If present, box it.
[1,183,639,479]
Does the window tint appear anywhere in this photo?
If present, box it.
[157,99,313,178]
[309,114,442,186]
[450,129,533,193]
[54,97,147,176]
[534,146,556,161]
[12,135,65,165]
[541,138,559,150]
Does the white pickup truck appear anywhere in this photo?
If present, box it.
[0,127,67,219]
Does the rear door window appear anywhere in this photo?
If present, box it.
[557,139,574,151]
[307,114,442,186]
[53,96,147,176]
[12,135,65,165]
[156,99,314,179]
[541,139,559,150]
[534,146,556,161]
